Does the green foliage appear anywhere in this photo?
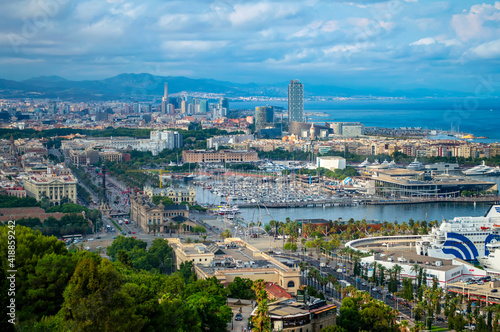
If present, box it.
[192,225,207,234]
[320,326,347,332]
[0,225,232,331]
[227,163,259,171]
[106,236,148,261]
[284,242,298,252]
[152,195,175,206]
[227,277,255,299]
[15,214,91,237]
[0,194,40,208]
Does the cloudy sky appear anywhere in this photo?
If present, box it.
[1,0,500,93]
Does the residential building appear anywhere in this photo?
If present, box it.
[316,156,346,170]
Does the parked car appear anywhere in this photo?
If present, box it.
[235,313,243,321]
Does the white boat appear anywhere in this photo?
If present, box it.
[416,205,500,261]
[358,158,371,168]
[486,166,500,176]
[407,158,425,171]
[463,161,492,176]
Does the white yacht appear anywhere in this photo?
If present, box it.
[486,166,500,176]
[407,158,425,171]
[463,161,492,176]
[358,158,371,168]
[415,205,500,261]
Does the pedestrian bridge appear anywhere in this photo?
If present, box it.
[345,235,422,253]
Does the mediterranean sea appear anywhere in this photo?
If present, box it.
[231,99,500,143]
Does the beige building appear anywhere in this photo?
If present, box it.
[180,238,301,295]
[182,149,258,163]
[99,149,123,163]
[129,193,193,234]
[24,167,77,204]
[143,186,196,204]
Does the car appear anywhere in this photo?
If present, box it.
[235,313,243,321]
[113,236,116,239]
[362,282,367,286]
[436,317,445,322]
[372,288,378,292]
[132,231,135,234]
[96,236,101,239]
[88,238,94,241]
[125,221,129,224]
[128,231,131,234]
[492,289,498,293]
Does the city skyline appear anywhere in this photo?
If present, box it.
[1,1,500,95]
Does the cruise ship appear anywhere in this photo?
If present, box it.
[415,205,500,261]
[477,238,500,271]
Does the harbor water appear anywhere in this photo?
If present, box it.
[195,175,500,225]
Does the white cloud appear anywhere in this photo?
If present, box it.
[451,2,500,42]
[410,37,436,46]
[468,39,500,59]
[161,40,229,54]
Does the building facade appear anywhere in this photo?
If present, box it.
[143,186,196,204]
[129,193,192,234]
[24,166,77,204]
[182,150,258,163]
[288,79,303,123]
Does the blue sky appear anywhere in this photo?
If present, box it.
[1,0,500,94]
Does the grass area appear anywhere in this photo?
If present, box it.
[428,326,448,332]
[109,218,123,232]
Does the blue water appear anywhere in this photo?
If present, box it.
[231,99,500,143]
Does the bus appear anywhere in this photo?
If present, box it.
[62,234,83,243]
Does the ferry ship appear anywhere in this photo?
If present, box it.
[477,239,500,271]
[415,205,500,261]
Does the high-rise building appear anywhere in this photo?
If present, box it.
[199,100,208,113]
[161,82,168,114]
[48,101,56,115]
[288,79,303,123]
[220,98,229,113]
[255,106,274,132]
[255,107,267,132]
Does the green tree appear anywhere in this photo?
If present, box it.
[252,279,271,332]
[228,277,255,299]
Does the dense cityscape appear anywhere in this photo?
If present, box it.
[2,1,500,332]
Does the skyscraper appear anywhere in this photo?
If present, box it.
[161,82,168,114]
[220,98,229,114]
[288,79,303,123]
[255,106,274,132]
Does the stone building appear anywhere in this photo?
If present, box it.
[182,149,258,163]
[129,193,194,234]
[143,186,196,204]
[23,165,77,204]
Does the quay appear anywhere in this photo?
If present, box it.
[237,195,500,209]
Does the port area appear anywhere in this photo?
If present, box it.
[448,281,500,304]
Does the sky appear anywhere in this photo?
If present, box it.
[1,0,500,94]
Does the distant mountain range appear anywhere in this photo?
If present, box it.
[0,73,478,101]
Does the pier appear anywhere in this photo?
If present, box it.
[236,196,500,209]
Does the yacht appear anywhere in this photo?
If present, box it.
[486,166,500,176]
[463,161,492,176]
[358,158,371,168]
[407,158,425,171]
[416,205,500,261]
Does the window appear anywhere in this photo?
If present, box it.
[287,281,295,288]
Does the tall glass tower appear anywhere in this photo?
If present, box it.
[288,79,303,123]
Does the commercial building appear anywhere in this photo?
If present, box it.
[316,156,346,170]
[207,134,255,149]
[288,80,303,123]
[259,297,337,332]
[129,193,193,234]
[182,149,258,164]
[331,122,365,137]
[161,83,168,114]
[23,165,78,204]
[170,237,301,295]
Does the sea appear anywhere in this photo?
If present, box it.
[198,98,500,223]
[231,99,500,143]
[195,175,500,225]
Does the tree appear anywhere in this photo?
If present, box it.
[61,256,147,332]
[228,277,255,299]
[106,236,147,261]
[252,279,271,332]
[221,229,232,239]
[117,250,134,269]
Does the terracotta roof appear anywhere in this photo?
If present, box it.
[265,282,293,300]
